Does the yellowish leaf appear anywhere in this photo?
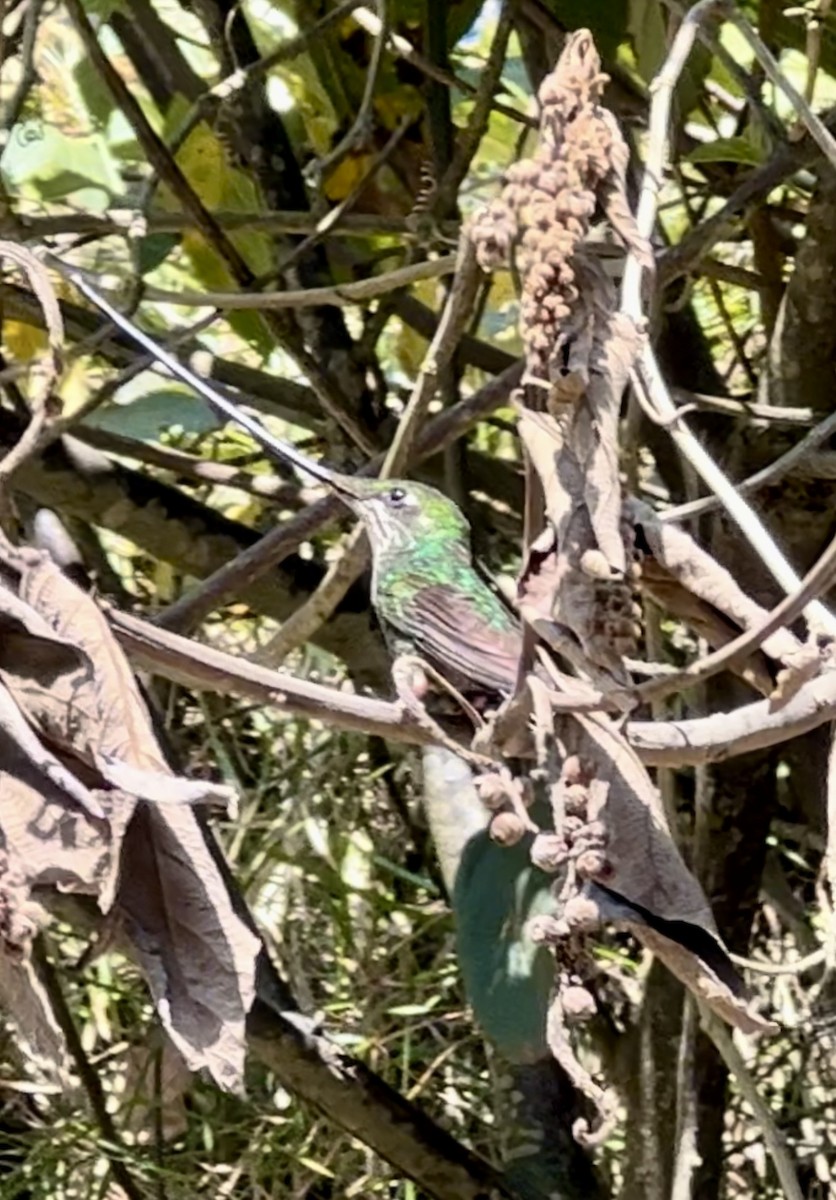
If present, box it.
[4,320,47,362]
[323,152,374,201]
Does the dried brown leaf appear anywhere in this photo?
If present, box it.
[613,912,776,1036]
[597,109,654,268]
[0,953,70,1084]
[118,805,260,1091]
[769,642,822,710]
[514,462,635,679]
[0,732,113,902]
[0,736,113,1082]
[0,676,104,817]
[15,551,170,772]
[0,547,256,1090]
[629,498,802,665]
[564,712,772,1033]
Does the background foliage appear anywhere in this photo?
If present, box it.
[1,0,836,1197]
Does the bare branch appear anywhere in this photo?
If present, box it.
[131,254,458,309]
[628,668,836,765]
[702,1011,803,1200]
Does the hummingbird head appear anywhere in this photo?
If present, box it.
[327,475,472,558]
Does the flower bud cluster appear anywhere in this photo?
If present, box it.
[468,31,615,385]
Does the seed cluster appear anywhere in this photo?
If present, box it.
[468,31,620,386]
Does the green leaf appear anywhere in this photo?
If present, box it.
[454,832,556,1060]
[685,135,765,166]
[137,233,180,275]
[545,0,629,62]
[1,122,122,210]
[628,0,667,82]
[83,389,219,440]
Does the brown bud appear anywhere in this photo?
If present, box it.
[489,811,527,847]
[575,849,610,879]
[577,820,607,848]
[527,914,569,945]
[562,985,597,1022]
[475,772,511,811]
[561,756,584,784]
[563,815,584,839]
[563,784,589,817]
[563,894,601,931]
[530,833,568,872]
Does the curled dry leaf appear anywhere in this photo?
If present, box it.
[769,642,823,710]
[516,517,635,684]
[0,733,112,1082]
[0,545,259,1090]
[117,804,259,1092]
[629,498,803,667]
[562,710,775,1034]
[513,303,640,675]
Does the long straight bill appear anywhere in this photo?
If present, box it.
[69,273,335,486]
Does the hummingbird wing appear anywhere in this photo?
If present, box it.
[387,581,522,695]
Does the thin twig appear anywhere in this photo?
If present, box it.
[137,0,365,217]
[350,4,536,130]
[133,254,458,308]
[621,3,836,634]
[731,948,825,976]
[701,1011,803,1200]
[634,343,836,634]
[259,237,481,664]
[258,528,370,666]
[64,0,375,454]
[671,387,815,426]
[658,114,836,286]
[32,937,148,1200]
[720,0,836,171]
[384,239,480,475]
[432,0,513,216]
[0,244,65,522]
[64,0,256,289]
[110,605,434,746]
[803,0,833,105]
[307,0,388,183]
[0,0,45,149]
[275,115,418,278]
[10,209,459,243]
[670,997,700,1200]
[825,725,836,978]
[629,667,836,766]
[621,0,723,321]
[626,522,836,705]
[663,401,836,521]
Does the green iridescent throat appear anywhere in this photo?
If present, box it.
[347,480,516,636]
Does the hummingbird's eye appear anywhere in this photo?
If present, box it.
[387,487,407,507]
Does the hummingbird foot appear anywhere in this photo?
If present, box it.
[391,654,496,772]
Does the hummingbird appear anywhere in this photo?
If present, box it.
[72,277,750,1042]
[71,275,523,704]
[269,463,522,703]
